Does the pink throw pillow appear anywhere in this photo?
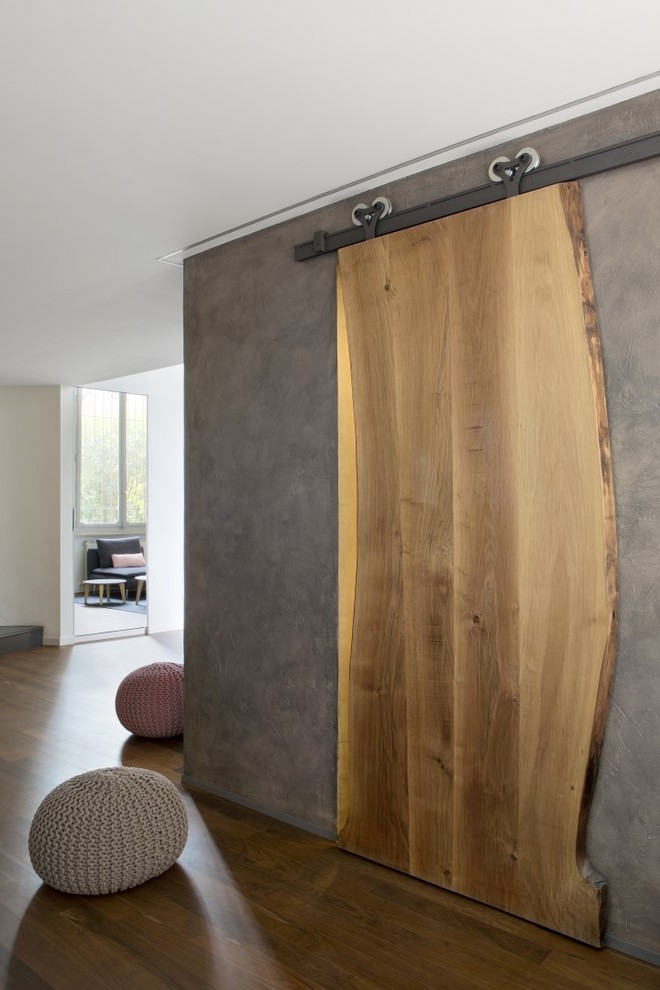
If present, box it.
[112,552,146,567]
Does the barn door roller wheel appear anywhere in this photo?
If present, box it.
[351,196,393,239]
[488,147,541,196]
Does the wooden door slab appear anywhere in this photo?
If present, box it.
[337,183,617,945]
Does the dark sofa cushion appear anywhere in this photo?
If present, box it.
[96,537,143,569]
[90,566,147,581]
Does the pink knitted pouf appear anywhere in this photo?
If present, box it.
[115,662,184,737]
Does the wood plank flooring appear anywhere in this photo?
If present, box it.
[0,637,657,989]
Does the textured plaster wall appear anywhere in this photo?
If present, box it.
[583,160,660,953]
[184,90,660,953]
[184,226,340,833]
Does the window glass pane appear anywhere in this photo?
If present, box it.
[79,389,120,525]
[125,393,147,525]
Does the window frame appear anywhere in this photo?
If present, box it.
[74,387,147,534]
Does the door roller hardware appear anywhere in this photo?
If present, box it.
[294,131,660,261]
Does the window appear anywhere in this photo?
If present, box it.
[76,388,147,529]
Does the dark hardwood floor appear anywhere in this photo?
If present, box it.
[0,637,657,989]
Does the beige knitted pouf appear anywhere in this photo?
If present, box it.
[28,767,188,895]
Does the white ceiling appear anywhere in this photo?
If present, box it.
[1,1,659,386]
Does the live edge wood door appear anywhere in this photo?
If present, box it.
[337,182,617,946]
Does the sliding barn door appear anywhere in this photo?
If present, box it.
[337,182,616,945]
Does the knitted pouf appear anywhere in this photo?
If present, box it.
[115,661,184,737]
[28,766,188,895]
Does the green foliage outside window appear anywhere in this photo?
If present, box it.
[77,388,147,528]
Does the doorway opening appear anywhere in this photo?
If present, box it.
[73,386,148,641]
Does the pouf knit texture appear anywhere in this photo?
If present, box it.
[115,661,184,737]
[28,766,188,895]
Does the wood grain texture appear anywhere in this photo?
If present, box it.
[336,272,357,837]
[337,182,617,945]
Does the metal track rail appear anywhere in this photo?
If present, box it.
[294,131,660,261]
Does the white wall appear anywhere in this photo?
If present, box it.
[59,388,75,643]
[0,387,62,641]
[87,365,184,634]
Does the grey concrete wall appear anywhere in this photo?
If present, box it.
[184,90,660,954]
[183,221,341,834]
[582,159,660,954]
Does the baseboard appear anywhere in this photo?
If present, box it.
[44,636,75,646]
[605,935,660,968]
[72,628,147,644]
[181,775,336,841]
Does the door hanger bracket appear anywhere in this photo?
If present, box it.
[488,147,541,197]
[350,196,393,239]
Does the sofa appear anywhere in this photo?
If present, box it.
[86,537,146,598]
